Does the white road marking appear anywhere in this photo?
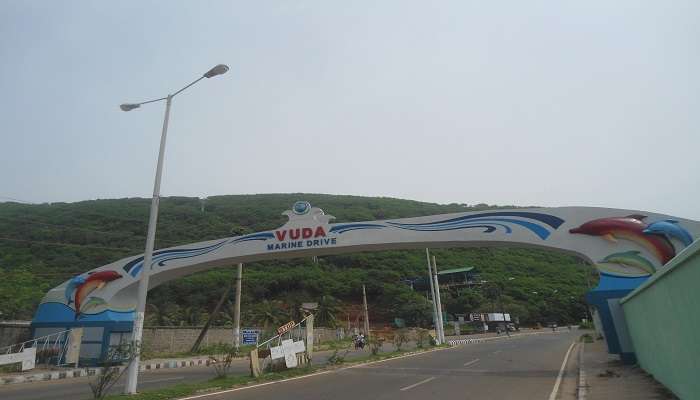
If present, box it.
[177,346,455,400]
[113,376,185,389]
[548,342,576,400]
[141,376,185,384]
[492,350,502,354]
[463,358,480,367]
[399,376,436,391]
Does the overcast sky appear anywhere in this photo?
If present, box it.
[1,1,698,219]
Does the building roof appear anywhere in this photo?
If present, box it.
[438,266,475,275]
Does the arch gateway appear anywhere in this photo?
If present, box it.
[32,202,700,362]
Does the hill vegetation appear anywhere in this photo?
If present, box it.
[0,194,596,327]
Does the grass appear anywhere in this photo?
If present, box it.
[580,333,594,343]
[141,344,256,361]
[102,366,319,400]
[312,338,353,352]
[101,345,443,400]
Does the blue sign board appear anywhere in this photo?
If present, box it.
[241,329,259,345]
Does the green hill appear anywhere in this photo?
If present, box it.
[0,194,596,327]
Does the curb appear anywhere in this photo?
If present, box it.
[577,342,588,400]
[0,356,216,386]
[447,330,557,346]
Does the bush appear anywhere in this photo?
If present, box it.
[579,320,594,330]
[415,329,429,348]
[369,336,385,356]
[205,343,238,378]
[393,329,408,351]
[89,342,137,399]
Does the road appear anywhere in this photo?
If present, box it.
[181,330,579,400]
[0,330,579,400]
[0,346,371,400]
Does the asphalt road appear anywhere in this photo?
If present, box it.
[0,346,372,400]
[0,331,578,400]
[180,330,580,400]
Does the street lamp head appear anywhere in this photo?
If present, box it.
[120,103,141,112]
[203,64,229,78]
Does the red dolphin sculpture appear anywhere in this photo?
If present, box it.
[74,270,122,319]
[569,215,675,264]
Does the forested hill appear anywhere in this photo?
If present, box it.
[0,194,596,327]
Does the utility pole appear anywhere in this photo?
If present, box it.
[432,255,446,343]
[362,284,370,338]
[498,283,510,337]
[425,249,441,344]
[233,263,243,349]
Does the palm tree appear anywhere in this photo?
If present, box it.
[248,300,285,334]
[316,295,341,328]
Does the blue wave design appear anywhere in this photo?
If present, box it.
[388,211,564,230]
[229,232,275,244]
[33,302,135,324]
[387,213,560,240]
[330,223,386,234]
[124,240,228,277]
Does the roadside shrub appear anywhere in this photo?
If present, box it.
[89,342,137,399]
[206,343,237,378]
[579,320,594,330]
[416,329,429,348]
[393,329,408,351]
[369,336,385,356]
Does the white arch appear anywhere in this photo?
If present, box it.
[34,203,700,325]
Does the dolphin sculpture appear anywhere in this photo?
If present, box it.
[569,215,675,264]
[64,275,86,305]
[74,271,122,319]
[80,296,108,312]
[643,220,694,248]
[598,250,656,275]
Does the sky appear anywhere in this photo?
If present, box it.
[1,1,699,219]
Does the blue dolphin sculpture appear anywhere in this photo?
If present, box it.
[643,220,694,247]
[64,275,86,305]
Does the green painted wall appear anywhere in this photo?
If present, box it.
[621,240,700,400]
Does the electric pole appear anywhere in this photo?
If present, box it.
[362,284,370,338]
[432,255,446,343]
[233,263,243,349]
[425,249,441,344]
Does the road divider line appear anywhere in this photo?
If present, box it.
[178,346,457,400]
[399,376,436,391]
[463,359,480,367]
[548,341,576,400]
[492,350,502,354]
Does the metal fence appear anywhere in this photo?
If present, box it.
[0,329,72,367]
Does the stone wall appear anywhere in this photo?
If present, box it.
[0,321,31,347]
[2,321,347,355]
[142,326,344,355]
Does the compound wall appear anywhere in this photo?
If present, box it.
[621,239,700,400]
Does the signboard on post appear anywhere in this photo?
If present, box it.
[276,321,296,336]
[269,339,306,368]
[241,329,259,345]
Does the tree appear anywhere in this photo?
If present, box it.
[0,268,50,320]
[316,295,341,327]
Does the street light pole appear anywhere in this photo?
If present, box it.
[124,94,171,394]
[233,263,243,349]
[121,64,229,395]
